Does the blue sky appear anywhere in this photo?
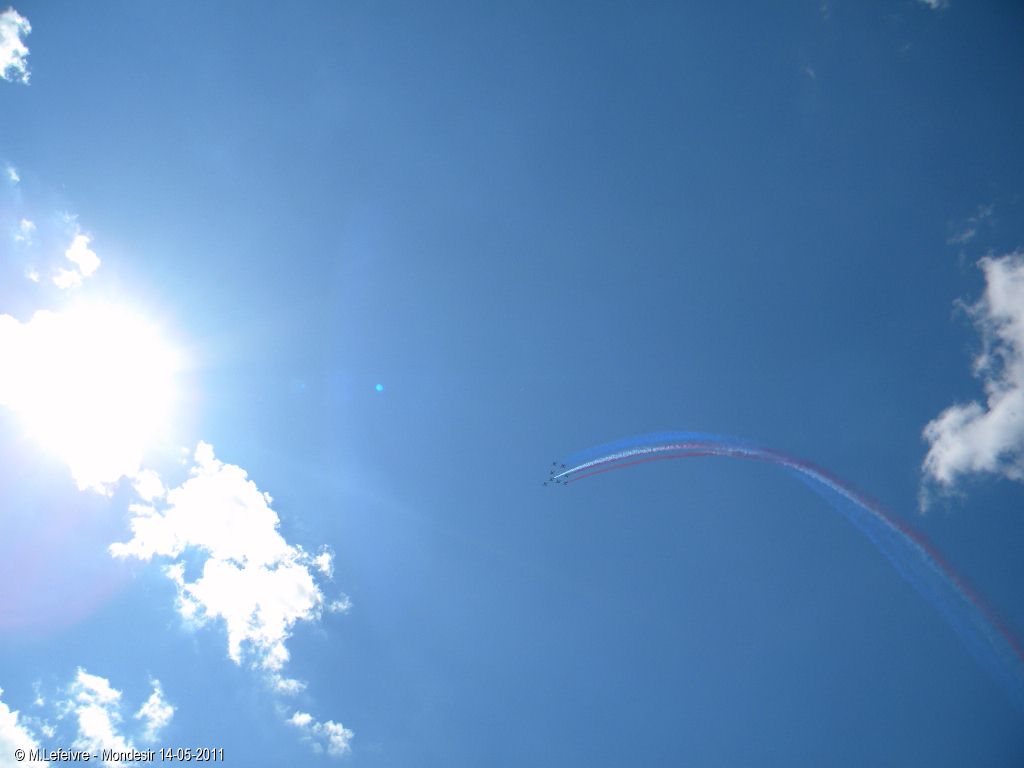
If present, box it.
[1,1,1024,765]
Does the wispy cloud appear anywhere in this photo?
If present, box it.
[921,253,1024,506]
[5,199,107,288]
[287,711,354,757]
[947,227,976,245]
[14,217,34,244]
[948,204,994,247]
[133,681,174,743]
[917,0,949,10]
[0,7,31,84]
[328,595,352,614]
[5,163,19,183]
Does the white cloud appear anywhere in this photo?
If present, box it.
[24,268,39,283]
[921,253,1024,504]
[314,550,333,577]
[287,711,353,757]
[0,673,173,767]
[111,444,332,677]
[62,670,132,761]
[52,268,84,290]
[0,7,30,84]
[0,687,46,766]
[132,468,166,502]
[110,445,352,752]
[328,595,352,614]
[14,217,35,244]
[65,234,101,276]
[5,164,19,183]
[133,681,173,743]
[917,0,949,9]
[167,555,321,674]
[53,234,100,289]
[112,445,294,568]
[55,671,174,766]
[272,677,307,696]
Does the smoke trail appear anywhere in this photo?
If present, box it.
[549,433,1024,715]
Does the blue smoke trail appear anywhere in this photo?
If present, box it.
[550,433,1024,715]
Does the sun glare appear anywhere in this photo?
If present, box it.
[0,302,180,492]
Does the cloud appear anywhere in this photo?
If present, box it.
[52,268,84,290]
[0,7,30,84]
[0,687,46,765]
[947,227,975,245]
[313,551,334,577]
[1,672,174,766]
[53,234,101,289]
[917,0,949,9]
[111,443,340,685]
[65,234,101,276]
[54,671,174,765]
[14,217,34,244]
[0,6,29,84]
[287,711,354,757]
[110,444,351,752]
[921,253,1024,504]
[5,163,19,183]
[328,595,352,614]
[132,468,166,502]
[62,669,133,758]
[948,204,994,247]
[133,681,174,743]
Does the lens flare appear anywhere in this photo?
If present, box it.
[0,301,181,492]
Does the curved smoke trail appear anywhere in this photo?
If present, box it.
[548,433,1024,715]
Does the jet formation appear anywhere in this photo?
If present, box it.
[543,461,568,486]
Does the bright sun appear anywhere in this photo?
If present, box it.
[0,302,180,492]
